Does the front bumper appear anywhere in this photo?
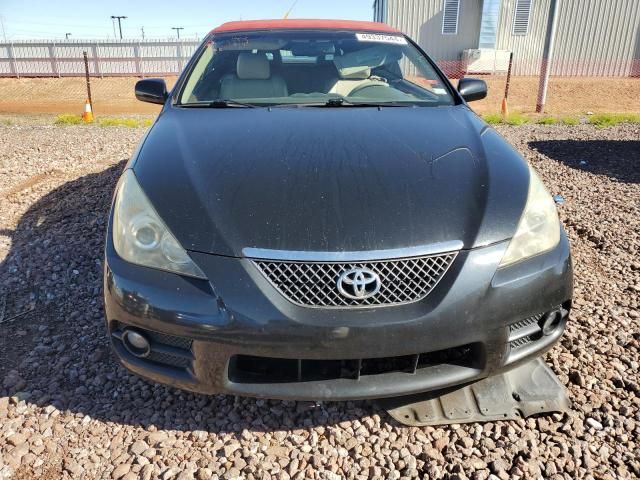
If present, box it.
[104,232,572,401]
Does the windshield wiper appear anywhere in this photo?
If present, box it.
[320,97,413,108]
[179,99,258,108]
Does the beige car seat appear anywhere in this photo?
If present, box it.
[220,53,288,99]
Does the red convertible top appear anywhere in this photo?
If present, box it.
[211,19,401,35]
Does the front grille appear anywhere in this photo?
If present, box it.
[229,344,475,384]
[253,252,457,308]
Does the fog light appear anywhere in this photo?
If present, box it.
[540,310,562,336]
[122,329,151,358]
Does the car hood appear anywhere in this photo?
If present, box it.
[133,105,529,257]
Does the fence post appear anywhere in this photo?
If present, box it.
[501,52,514,116]
[83,51,93,111]
[536,0,559,113]
[176,40,183,73]
[48,41,59,77]
[134,41,142,76]
[91,43,102,78]
[8,41,18,78]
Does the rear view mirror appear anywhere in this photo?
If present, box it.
[135,79,168,104]
[457,78,487,102]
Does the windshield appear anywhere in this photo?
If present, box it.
[178,30,455,107]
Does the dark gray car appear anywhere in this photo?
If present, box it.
[104,20,572,400]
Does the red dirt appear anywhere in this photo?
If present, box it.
[0,76,637,115]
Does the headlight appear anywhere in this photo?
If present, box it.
[499,165,560,267]
[112,169,206,279]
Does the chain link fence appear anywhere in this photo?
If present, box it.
[0,39,638,118]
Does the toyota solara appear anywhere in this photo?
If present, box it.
[104,20,572,400]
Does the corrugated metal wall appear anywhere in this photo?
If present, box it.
[552,0,640,76]
[497,0,640,75]
[380,0,640,76]
[385,0,483,61]
[494,0,549,74]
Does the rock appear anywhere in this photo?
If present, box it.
[177,470,195,480]
[434,437,449,451]
[112,463,131,479]
[586,418,603,430]
[64,459,84,476]
[569,370,585,386]
[130,440,149,455]
[224,467,241,479]
[146,431,168,445]
[6,434,27,447]
[224,442,240,458]
[140,464,154,480]
[161,467,180,480]
[196,468,213,480]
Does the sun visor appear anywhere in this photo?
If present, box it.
[216,37,288,52]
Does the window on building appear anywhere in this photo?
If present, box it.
[513,0,533,35]
[479,0,501,48]
[442,0,460,35]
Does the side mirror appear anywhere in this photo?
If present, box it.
[135,79,168,104]
[457,78,487,102]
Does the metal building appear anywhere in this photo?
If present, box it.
[373,0,640,76]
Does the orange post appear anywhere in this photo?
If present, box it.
[82,99,93,122]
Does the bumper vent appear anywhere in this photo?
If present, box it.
[228,345,475,384]
[253,252,457,308]
[508,307,565,351]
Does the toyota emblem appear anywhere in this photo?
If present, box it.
[337,267,382,300]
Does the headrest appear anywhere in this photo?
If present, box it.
[237,53,270,80]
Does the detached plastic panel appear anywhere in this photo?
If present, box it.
[379,358,570,426]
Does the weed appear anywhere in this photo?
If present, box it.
[504,112,529,126]
[560,116,580,126]
[536,116,558,125]
[588,113,640,128]
[97,117,154,128]
[54,113,84,125]
[98,117,142,127]
[482,113,503,125]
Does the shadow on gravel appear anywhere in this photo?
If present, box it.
[529,140,640,184]
[0,162,377,433]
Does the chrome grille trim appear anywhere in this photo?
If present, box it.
[252,252,458,308]
[243,241,464,262]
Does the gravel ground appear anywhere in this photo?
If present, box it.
[0,122,638,479]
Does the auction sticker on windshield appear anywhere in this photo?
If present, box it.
[355,33,408,44]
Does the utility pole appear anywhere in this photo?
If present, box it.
[141,26,145,39]
[172,27,184,39]
[65,33,72,40]
[111,15,127,39]
[0,16,7,42]
[536,0,559,113]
